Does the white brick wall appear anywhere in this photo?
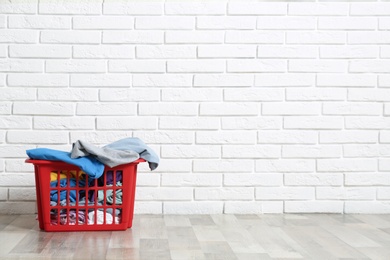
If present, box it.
[1,1,390,214]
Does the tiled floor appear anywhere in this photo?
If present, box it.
[1,214,390,259]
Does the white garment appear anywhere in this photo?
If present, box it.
[88,211,113,225]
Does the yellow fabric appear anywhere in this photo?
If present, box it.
[50,170,85,182]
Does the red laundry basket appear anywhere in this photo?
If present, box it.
[26,159,145,232]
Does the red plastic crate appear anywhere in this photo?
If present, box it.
[25,159,145,232]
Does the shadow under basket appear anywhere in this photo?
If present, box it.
[25,159,145,232]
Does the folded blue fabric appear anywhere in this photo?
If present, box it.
[26,148,105,179]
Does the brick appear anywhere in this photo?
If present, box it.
[348,32,390,44]
[134,202,162,214]
[381,131,390,143]
[97,116,157,130]
[197,16,255,29]
[133,74,192,87]
[318,187,375,200]
[0,74,4,86]
[345,202,390,214]
[318,159,376,172]
[258,45,318,58]
[164,202,223,214]
[345,173,390,186]
[255,73,315,87]
[0,103,12,115]
[194,74,254,87]
[109,60,165,73]
[282,145,342,158]
[386,104,390,116]
[288,3,349,16]
[162,173,222,187]
[198,45,256,58]
[228,2,287,15]
[344,144,390,158]
[100,88,159,102]
[136,187,192,201]
[165,2,225,15]
[318,17,376,30]
[317,74,376,87]
[0,117,31,129]
[193,159,253,173]
[9,188,35,201]
[7,160,34,172]
[76,103,136,116]
[196,131,256,145]
[165,31,224,44]
[379,75,390,88]
[0,45,5,58]
[136,16,194,29]
[285,201,343,213]
[378,188,390,199]
[320,131,377,144]
[286,88,346,101]
[136,45,196,59]
[200,102,258,116]
[0,202,36,214]
[256,187,314,200]
[74,45,134,59]
[285,173,343,186]
[150,159,191,173]
[379,159,390,171]
[161,145,220,158]
[224,88,283,102]
[46,60,106,73]
[137,173,160,187]
[0,188,6,200]
[73,16,134,29]
[222,145,280,159]
[139,103,197,116]
[38,88,97,101]
[104,31,164,44]
[70,131,132,145]
[227,59,286,73]
[39,2,101,14]
[284,116,343,130]
[262,102,320,115]
[13,102,73,115]
[346,117,390,130]
[0,60,42,72]
[323,102,381,115]
[320,46,378,59]
[0,30,37,43]
[0,1,37,14]
[0,131,4,143]
[159,117,219,130]
[222,117,282,130]
[9,15,70,29]
[258,131,317,144]
[167,60,224,73]
[41,31,100,44]
[256,159,315,173]
[71,74,131,87]
[225,31,284,44]
[103,2,163,15]
[379,18,390,30]
[34,116,94,130]
[225,201,283,214]
[287,32,346,44]
[257,17,316,30]
[350,60,390,73]
[10,45,71,58]
[7,131,68,144]
[8,74,68,87]
[134,131,193,145]
[289,59,347,73]
[350,3,390,15]
[195,188,254,201]
[382,46,390,58]
[0,88,35,101]
[224,173,282,187]
[162,88,222,102]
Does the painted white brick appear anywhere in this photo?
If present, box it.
[283,145,341,159]
[258,45,318,58]
[224,88,283,102]
[194,74,254,87]
[73,16,134,30]
[109,60,165,73]
[164,202,223,214]
[0,30,37,43]
[134,202,162,214]
[345,173,390,186]
[256,187,314,200]
[159,117,219,130]
[318,17,376,30]
[284,116,343,130]
[133,74,192,87]
[0,103,11,115]
[348,32,390,44]
[0,1,37,14]
[350,60,390,73]
[344,144,390,158]
[103,2,163,15]
[38,88,97,101]
[381,132,390,143]
[162,173,222,187]
[34,116,94,130]
[200,102,258,116]
[136,16,194,30]
[287,31,346,44]
[199,45,256,58]
[0,15,4,28]
[133,131,193,144]
[379,159,390,171]
[0,60,42,72]
[0,202,36,214]
[151,159,191,173]
[222,117,282,130]
[256,159,315,173]
[317,74,376,87]
[289,60,347,73]
[0,45,5,58]
[46,60,106,73]
[378,188,390,199]
[222,145,280,159]
[224,173,282,187]
[39,2,101,14]
[69,131,132,144]
[345,202,390,214]
[285,201,343,213]
[320,131,378,144]
[137,173,160,187]
[165,2,225,15]
[228,2,287,15]
[193,159,253,173]
[6,160,33,172]
[0,188,6,200]
[320,46,378,59]
[379,18,390,30]
[318,159,377,172]
[317,187,375,200]
[382,46,390,58]
[386,104,390,116]
[196,131,256,145]
[100,88,159,102]
[225,201,283,214]
[136,187,192,201]
[346,117,390,130]
[350,3,390,15]
[9,15,70,29]
[74,45,135,59]
[197,16,255,30]
[137,45,196,59]
[7,131,68,144]
[103,30,163,44]
[0,88,34,101]
[10,45,71,58]
[0,117,31,129]
[162,88,222,102]
[227,59,286,73]
[9,188,35,201]
[166,31,224,44]
[379,75,390,88]
[255,73,315,87]
[323,102,381,116]
[139,103,197,116]
[263,102,320,115]
[257,17,316,30]
[162,145,220,159]
[97,116,157,130]
[286,88,346,101]
[258,131,317,144]
[13,102,73,116]
[71,74,131,87]
[8,74,68,87]
[0,74,4,87]
[288,173,344,186]
[167,60,224,73]
[225,31,284,44]
[41,30,100,44]
[76,103,136,116]
[195,188,254,201]
[0,131,4,143]
[288,3,349,16]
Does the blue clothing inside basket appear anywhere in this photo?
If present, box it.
[26,148,105,179]
[50,179,82,203]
